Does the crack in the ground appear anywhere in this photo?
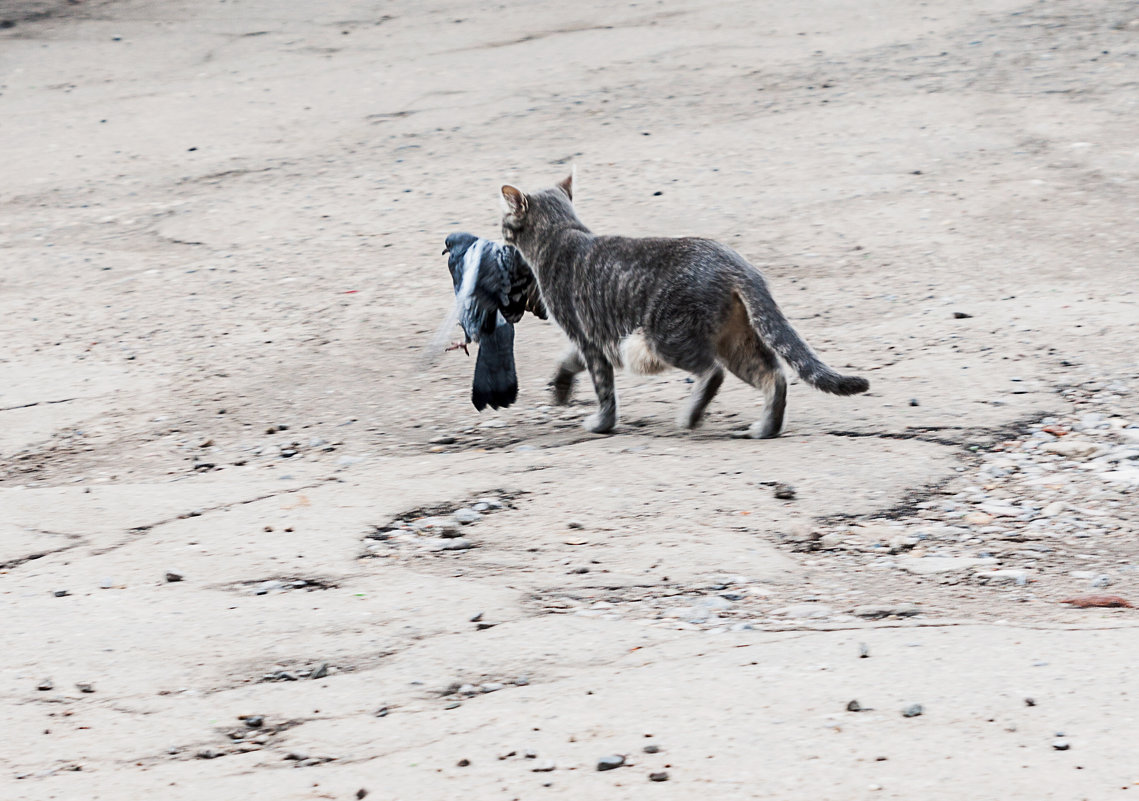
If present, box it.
[0,541,83,571]
[0,397,77,413]
[90,480,329,556]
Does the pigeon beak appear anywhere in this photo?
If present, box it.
[441,247,449,255]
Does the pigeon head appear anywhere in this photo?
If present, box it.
[443,231,478,257]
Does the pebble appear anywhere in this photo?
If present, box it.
[441,538,473,551]
[819,533,844,550]
[897,556,998,575]
[1041,440,1097,458]
[429,435,456,445]
[902,704,923,718]
[53,590,70,597]
[165,571,184,583]
[773,483,797,500]
[643,744,661,754]
[310,662,329,680]
[531,760,556,772]
[974,569,1029,586]
[242,715,265,728]
[197,748,223,759]
[1052,739,1070,751]
[852,603,920,619]
[37,678,53,691]
[452,508,481,525]
[649,771,669,782]
[415,517,461,537]
[76,682,95,694]
[847,700,863,712]
[772,603,833,618]
[597,754,625,771]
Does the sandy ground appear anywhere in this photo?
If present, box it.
[3,0,1139,798]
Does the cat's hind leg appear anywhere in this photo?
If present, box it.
[581,347,618,434]
[718,306,787,439]
[551,347,585,406]
[678,365,725,429]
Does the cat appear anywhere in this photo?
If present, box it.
[499,171,869,438]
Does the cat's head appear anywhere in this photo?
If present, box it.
[500,170,577,248]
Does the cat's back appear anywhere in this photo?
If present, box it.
[584,233,749,277]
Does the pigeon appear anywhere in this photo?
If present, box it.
[434,232,547,411]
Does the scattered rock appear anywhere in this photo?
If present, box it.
[852,603,921,619]
[643,744,661,754]
[902,704,923,718]
[1052,739,1070,751]
[457,758,470,767]
[197,748,223,759]
[452,508,481,525]
[975,569,1029,586]
[1041,440,1097,458]
[356,790,368,800]
[649,771,669,782]
[953,311,973,319]
[1025,698,1036,707]
[76,682,95,694]
[897,556,997,575]
[241,715,265,728]
[165,571,184,583]
[773,483,796,500]
[859,642,870,659]
[772,603,833,619]
[909,398,920,407]
[53,589,70,597]
[429,435,456,445]
[597,754,625,771]
[847,699,863,712]
[37,678,53,691]
[531,760,556,772]
[819,532,844,550]
[310,662,329,680]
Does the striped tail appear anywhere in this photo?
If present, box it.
[736,279,869,396]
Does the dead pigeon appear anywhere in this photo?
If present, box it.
[433,233,546,410]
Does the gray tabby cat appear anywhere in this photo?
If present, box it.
[500,172,869,438]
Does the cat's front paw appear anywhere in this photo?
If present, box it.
[583,412,616,434]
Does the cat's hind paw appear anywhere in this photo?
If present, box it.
[583,412,616,434]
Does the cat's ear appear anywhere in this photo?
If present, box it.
[556,167,575,201]
[501,185,528,216]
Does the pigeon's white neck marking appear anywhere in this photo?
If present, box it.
[456,239,486,313]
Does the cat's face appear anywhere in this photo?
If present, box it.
[500,173,575,247]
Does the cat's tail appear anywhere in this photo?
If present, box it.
[471,319,519,411]
[736,280,870,396]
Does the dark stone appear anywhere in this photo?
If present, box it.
[649,771,669,782]
[597,754,625,771]
[774,483,796,500]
